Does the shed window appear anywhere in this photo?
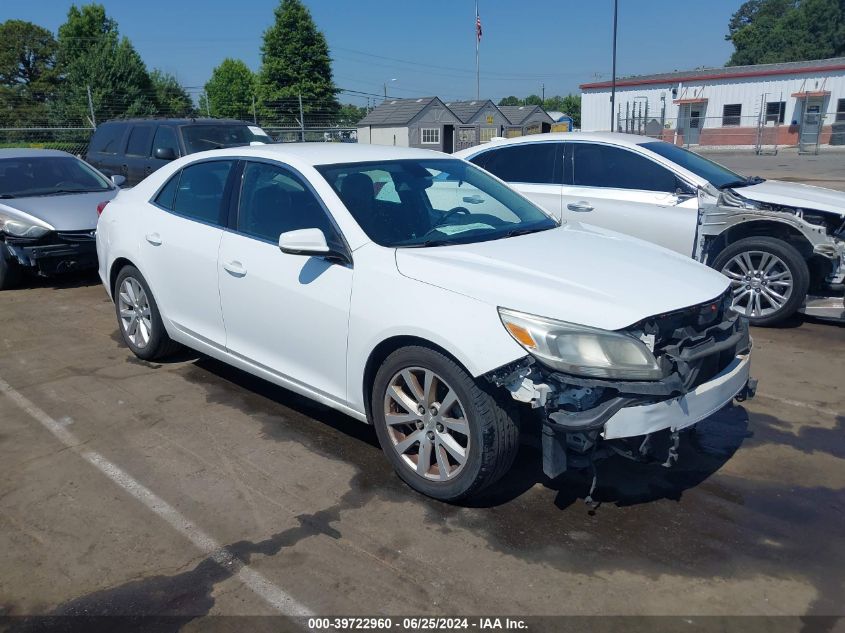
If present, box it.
[722,104,742,126]
[836,99,845,122]
[480,127,497,143]
[765,101,785,124]
[421,128,440,144]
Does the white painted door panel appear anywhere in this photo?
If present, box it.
[218,232,353,402]
[560,186,699,257]
[511,183,563,220]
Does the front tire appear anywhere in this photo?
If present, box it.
[712,236,809,326]
[114,265,180,360]
[372,346,519,501]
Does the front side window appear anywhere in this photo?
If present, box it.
[317,159,557,248]
[573,143,678,192]
[126,126,155,157]
[237,161,336,243]
[181,124,271,154]
[168,160,234,225]
[640,141,747,189]
[470,143,560,185]
[421,128,440,145]
[152,126,179,157]
[722,104,742,126]
[0,156,111,198]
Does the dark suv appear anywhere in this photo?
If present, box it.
[85,118,272,186]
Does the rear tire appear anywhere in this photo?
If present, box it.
[114,265,180,360]
[712,236,809,327]
[372,346,519,501]
[0,246,21,290]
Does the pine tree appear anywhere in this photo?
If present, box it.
[257,0,338,127]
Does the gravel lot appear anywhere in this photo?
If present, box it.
[1,155,843,628]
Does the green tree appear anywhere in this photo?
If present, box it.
[53,3,156,126]
[523,94,543,106]
[335,103,367,126]
[498,95,520,106]
[150,70,194,117]
[205,58,256,120]
[0,20,59,126]
[257,0,338,126]
[726,0,845,65]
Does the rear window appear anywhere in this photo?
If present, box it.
[181,124,271,154]
[88,123,127,155]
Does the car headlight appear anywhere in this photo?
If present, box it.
[0,212,51,238]
[720,188,763,210]
[498,308,662,380]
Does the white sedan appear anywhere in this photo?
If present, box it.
[96,143,754,501]
[456,133,845,326]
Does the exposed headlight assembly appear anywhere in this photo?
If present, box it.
[498,308,662,380]
[719,188,766,210]
[0,211,51,238]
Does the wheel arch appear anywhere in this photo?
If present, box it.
[361,335,473,424]
[109,257,137,296]
[707,220,815,262]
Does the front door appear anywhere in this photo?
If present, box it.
[678,104,704,145]
[799,97,824,153]
[218,160,353,402]
[562,142,699,257]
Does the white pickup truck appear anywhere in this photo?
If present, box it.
[455,132,845,326]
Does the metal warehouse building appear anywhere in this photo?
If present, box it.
[580,57,845,151]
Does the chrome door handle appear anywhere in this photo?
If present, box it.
[145,233,162,246]
[223,260,247,277]
[567,201,594,212]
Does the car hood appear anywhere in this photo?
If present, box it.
[394,223,730,331]
[0,190,117,231]
[740,180,845,217]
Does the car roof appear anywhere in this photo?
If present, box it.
[454,131,659,156]
[0,148,74,159]
[96,118,254,127]
[182,142,452,167]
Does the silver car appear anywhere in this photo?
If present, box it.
[0,148,121,290]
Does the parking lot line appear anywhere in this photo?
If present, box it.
[0,374,313,617]
[755,392,842,418]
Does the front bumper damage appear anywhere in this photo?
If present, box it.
[2,230,98,276]
[487,291,757,480]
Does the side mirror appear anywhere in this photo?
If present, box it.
[110,174,126,187]
[154,147,177,161]
[279,228,351,265]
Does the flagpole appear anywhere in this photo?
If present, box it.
[475,0,480,100]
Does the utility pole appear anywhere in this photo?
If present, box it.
[252,94,257,124]
[610,0,618,131]
[475,0,481,101]
[542,83,545,103]
[86,85,96,128]
[298,93,305,142]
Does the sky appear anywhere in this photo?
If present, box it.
[1,0,741,106]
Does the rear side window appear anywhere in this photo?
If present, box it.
[163,160,234,225]
[573,143,677,192]
[88,123,127,154]
[470,143,560,184]
[126,125,154,157]
[152,126,179,157]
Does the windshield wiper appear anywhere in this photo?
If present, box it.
[399,239,455,248]
[719,176,765,189]
[0,194,15,199]
[43,188,108,196]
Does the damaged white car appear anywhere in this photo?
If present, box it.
[456,133,845,325]
[97,144,755,501]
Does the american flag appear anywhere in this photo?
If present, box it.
[476,11,482,42]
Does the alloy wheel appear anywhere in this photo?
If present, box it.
[721,250,794,319]
[118,277,153,349]
[383,367,471,481]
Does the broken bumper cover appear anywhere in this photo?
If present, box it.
[3,231,98,275]
[601,352,750,439]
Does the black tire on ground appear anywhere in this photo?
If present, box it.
[0,246,22,291]
[712,236,810,327]
[371,345,519,501]
[113,265,181,361]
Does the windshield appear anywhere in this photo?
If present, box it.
[639,141,752,189]
[317,159,558,247]
[181,124,272,153]
[0,156,111,198]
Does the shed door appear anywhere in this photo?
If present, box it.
[456,126,477,151]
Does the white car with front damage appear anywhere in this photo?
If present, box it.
[456,132,845,325]
[96,143,755,501]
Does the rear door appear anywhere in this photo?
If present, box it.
[85,122,129,179]
[124,124,156,185]
[562,141,699,256]
[142,159,236,348]
[468,142,563,218]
